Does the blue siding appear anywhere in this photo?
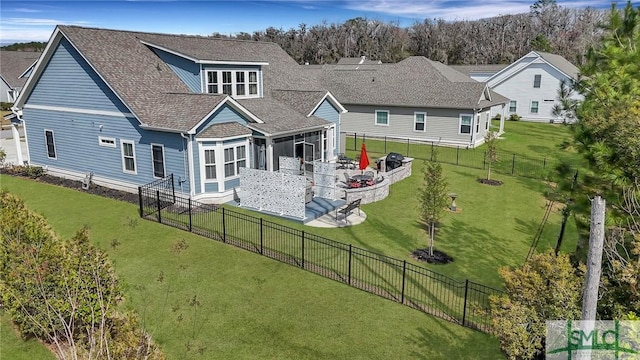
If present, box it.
[313,99,339,123]
[22,38,191,192]
[195,105,249,135]
[204,182,219,192]
[224,178,240,189]
[152,48,200,93]
[25,38,130,114]
[312,99,341,157]
[24,108,190,192]
[192,139,202,194]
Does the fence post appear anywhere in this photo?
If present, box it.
[406,138,410,157]
[456,146,460,165]
[543,157,546,169]
[138,187,143,218]
[156,190,162,223]
[353,133,357,151]
[462,279,469,327]
[401,260,407,304]
[348,244,352,285]
[222,207,226,243]
[301,231,305,269]
[483,151,486,170]
[511,154,516,175]
[259,218,264,254]
[188,198,192,232]
[384,136,387,153]
[171,173,175,203]
[430,142,434,161]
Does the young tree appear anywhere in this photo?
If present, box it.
[484,130,499,181]
[490,251,584,360]
[418,160,449,257]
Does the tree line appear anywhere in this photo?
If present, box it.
[214,0,606,65]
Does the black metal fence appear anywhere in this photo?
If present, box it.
[138,183,502,333]
[343,132,563,179]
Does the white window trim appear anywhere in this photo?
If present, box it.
[475,115,481,133]
[44,129,57,159]
[458,114,473,135]
[205,69,261,99]
[222,144,247,179]
[375,110,389,126]
[98,136,116,148]
[120,139,137,175]
[533,74,542,88]
[530,100,540,114]
[485,111,490,131]
[200,145,217,184]
[150,143,166,179]
[413,112,426,132]
[509,100,517,113]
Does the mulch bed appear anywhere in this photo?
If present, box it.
[476,178,503,186]
[410,248,454,265]
[3,167,139,204]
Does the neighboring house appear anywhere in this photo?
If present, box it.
[12,25,346,202]
[305,56,509,149]
[482,51,581,123]
[449,64,508,83]
[0,50,40,103]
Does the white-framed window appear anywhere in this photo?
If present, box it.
[375,110,389,126]
[205,69,260,98]
[459,114,472,134]
[223,145,246,178]
[530,101,539,114]
[44,129,56,159]
[204,149,216,180]
[533,74,541,88]
[99,136,116,148]
[248,71,258,95]
[509,100,517,113]
[120,140,136,174]
[485,112,490,130]
[475,115,480,133]
[331,126,336,151]
[414,112,426,132]
[151,144,165,178]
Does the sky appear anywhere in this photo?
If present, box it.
[0,0,637,45]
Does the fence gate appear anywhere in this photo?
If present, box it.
[138,174,176,218]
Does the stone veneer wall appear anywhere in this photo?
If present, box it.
[342,158,413,205]
[313,160,337,200]
[239,167,306,219]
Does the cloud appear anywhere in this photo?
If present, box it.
[0,18,92,43]
[0,27,55,42]
[12,8,43,13]
[342,0,619,21]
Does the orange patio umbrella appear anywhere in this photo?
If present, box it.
[359,143,370,172]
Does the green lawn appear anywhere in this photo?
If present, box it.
[1,176,503,359]
[0,311,56,360]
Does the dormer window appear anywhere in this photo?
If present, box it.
[205,69,260,98]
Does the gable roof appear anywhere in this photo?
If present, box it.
[0,50,41,89]
[337,57,382,65]
[449,64,508,77]
[486,51,580,87]
[535,51,579,79]
[305,56,507,109]
[16,25,335,135]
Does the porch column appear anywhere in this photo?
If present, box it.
[499,105,506,135]
[267,137,274,171]
[11,123,23,164]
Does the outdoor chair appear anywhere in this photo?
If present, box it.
[343,172,352,187]
[364,170,374,178]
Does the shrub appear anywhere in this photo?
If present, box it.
[507,114,522,121]
[491,114,502,121]
[0,102,13,111]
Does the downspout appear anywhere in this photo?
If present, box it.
[180,133,195,197]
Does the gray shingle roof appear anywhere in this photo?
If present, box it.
[536,51,579,79]
[0,50,40,88]
[271,90,327,116]
[237,97,329,135]
[449,64,508,77]
[337,57,382,65]
[49,26,330,134]
[305,56,507,109]
[196,121,252,139]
